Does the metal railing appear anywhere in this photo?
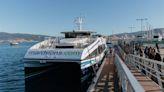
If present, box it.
[126,54,164,89]
[118,46,126,60]
[114,53,145,92]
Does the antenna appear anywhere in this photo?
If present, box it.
[128,26,136,33]
[74,17,83,31]
[136,18,147,37]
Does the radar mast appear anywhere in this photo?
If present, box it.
[74,17,83,31]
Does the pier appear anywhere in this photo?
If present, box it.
[87,45,164,92]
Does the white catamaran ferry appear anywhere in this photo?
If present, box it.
[23,17,108,81]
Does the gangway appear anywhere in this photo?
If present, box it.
[87,46,163,92]
[125,54,164,91]
[117,45,164,92]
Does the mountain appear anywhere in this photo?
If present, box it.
[113,28,164,38]
[0,32,54,43]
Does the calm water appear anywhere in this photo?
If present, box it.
[0,42,36,92]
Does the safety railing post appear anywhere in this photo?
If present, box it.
[114,54,145,92]
[154,63,163,88]
[121,76,127,92]
[127,54,164,89]
[143,59,148,76]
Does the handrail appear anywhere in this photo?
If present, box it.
[129,54,164,66]
[114,54,145,92]
[118,46,126,60]
[126,54,164,89]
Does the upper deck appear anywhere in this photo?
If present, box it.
[61,30,96,38]
[30,37,96,50]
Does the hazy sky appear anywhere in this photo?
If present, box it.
[0,0,164,36]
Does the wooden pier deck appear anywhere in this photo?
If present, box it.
[127,64,162,92]
[115,46,163,92]
[92,54,116,92]
[90,46,162,92]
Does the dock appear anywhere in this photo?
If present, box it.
[87,45,163,92]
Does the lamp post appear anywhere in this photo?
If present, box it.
[128,26,135,54]
[136,18,148,44]
[128,26,136,33]
[128,26,136,54]
[136,18,148,37]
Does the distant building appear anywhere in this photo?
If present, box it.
[152,28,164,41]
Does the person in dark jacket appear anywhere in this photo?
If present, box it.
[154,52,161,72]
[144,46,148,58]
[155,43,160,53]
[149,47,156,59]
[139,47,143,57]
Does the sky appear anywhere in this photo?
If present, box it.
[0,0,164,36]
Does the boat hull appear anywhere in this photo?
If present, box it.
[25,62,81,92]
[24,53,106,92]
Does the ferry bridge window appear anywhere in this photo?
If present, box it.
[65,33,76,38]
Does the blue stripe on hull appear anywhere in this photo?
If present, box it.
[81,49,107,69]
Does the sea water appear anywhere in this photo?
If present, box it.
[0,42,36,92]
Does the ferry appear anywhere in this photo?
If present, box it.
[23,17,108,84]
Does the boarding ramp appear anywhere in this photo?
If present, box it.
[88,47,145,92]
[117,45,164,92]
[88,45,163,92]
[125,54,164,90]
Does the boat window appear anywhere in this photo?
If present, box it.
[56,45,74,48]
[85,48,98,59]
[98,45,103,54]
[102,44,105,50]
[98,44,106,54]
[91,49,98,57]
[65,33,76,38]
[65,32,91,38]
[84,44,106,60]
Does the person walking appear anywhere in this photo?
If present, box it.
[154,52,162,72]
[156,43,160,53]
[149,47,156,59]
[144,46,148,58]
[139,47,143,57]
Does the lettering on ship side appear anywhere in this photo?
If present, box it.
[28,50,81,56]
